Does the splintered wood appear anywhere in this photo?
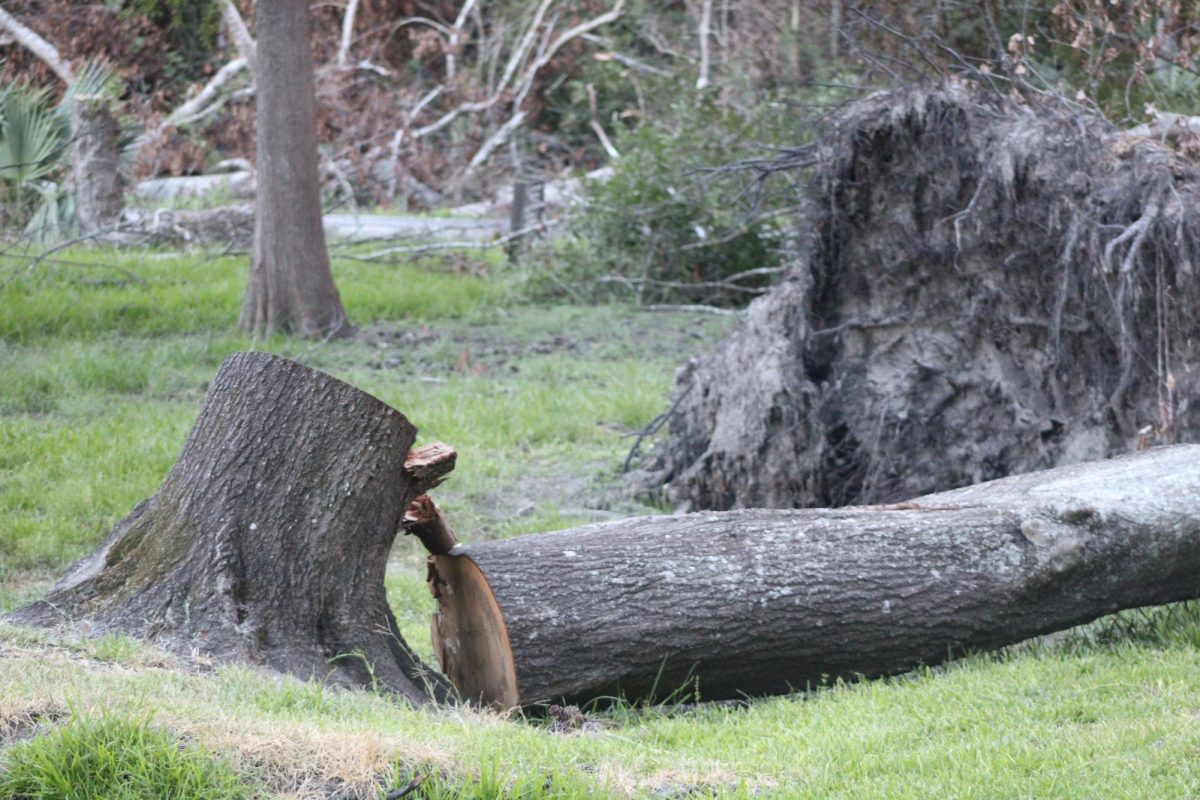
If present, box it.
[403,442,457,491]
[402,494,458,554]
[401,443,458,554]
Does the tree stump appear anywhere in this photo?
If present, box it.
[7,352,448,704]
[430,445,1200,709]
[71,95,124,235]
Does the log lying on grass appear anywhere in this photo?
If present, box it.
[6,352,451,705]
[430,445,1200,709]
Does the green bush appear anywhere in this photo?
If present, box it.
[121,0,222,84]
[0,716,249,800]
[540,84,801,307]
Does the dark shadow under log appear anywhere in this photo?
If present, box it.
[7,352,448,704]
[430,445,1200,709]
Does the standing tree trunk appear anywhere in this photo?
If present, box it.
[239,0,351,339]
[430,445,1200,708]
[6,352,445,704]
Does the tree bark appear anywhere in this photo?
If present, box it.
[430,445,1200,708]
[239,0,352,340]
[71,96,124,235]
[7,352,446,705]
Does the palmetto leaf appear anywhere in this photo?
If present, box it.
[24,180,76,244]
[57,59,118,120]
[0,85,63,186]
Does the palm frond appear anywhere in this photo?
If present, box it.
[0,86,64,186]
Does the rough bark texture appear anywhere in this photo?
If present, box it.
[7,352,446,704]
[239,0,351,339]
[71,96,124,235]
[433,445,1200,708]
[640,86,1200,510]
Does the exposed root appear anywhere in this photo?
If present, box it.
[642,85,1200,510]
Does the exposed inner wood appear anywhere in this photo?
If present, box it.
[403,442,457,491]
[428,553,518,708]
[402,494,458,554]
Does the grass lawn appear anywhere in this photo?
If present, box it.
[1,245,1199,799]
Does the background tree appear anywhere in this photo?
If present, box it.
[238,0,351,339]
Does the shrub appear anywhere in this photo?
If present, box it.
[540,83,806,307]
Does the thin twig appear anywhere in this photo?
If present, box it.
[623,383,695,472]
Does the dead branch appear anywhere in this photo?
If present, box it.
[446,0,479,82]
[695,0,713,89]
[386,86,443,199]
[411,0,624,150]
[464,110,527,175]
[588,83,620,160]
[0,7,74,85]
[336,0,361,66]
[1128,110,1200,142]
[580,33,672,76]
[596,274,771,295]
[162,58,249,128]
[220,0,257,74]
[347,222,551,261]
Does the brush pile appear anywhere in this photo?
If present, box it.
[641,84,1200,510]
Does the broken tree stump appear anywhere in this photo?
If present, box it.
[71,95,125,235]
[429,445,1200,708]
[6,352,450,705]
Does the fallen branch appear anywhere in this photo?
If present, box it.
[695,0,713,90]
[220,0,257,74]
[638,303,742,316]
[588,83,620,160]
[1127,110,1200,142]
[463,110,527,175]
[411,0,625,162]
[348,223,551,260]
[162,58,249,128]
[336,0,361,66]
[0,7,74,85]
[445,0,478,82]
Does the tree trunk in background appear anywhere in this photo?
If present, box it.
[239,0,351,339]
[7,352,446,705]
[71,95,124,234]
[430,446,1200,709]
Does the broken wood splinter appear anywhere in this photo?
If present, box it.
[403,442,457,492]
[402,494,459,555]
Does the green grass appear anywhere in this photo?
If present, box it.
[3,614,1200,798]
[2,244,1198,798]
[0,715,249,800]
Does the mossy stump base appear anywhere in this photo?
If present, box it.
[7,352,448,704]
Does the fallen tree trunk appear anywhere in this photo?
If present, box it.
[7,352,450,705]
[430,445,1200,709]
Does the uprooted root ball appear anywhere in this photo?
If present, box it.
[641,85,1200,510]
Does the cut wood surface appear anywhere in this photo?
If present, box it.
[431,445,1200,708]
[7,352,449,704]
